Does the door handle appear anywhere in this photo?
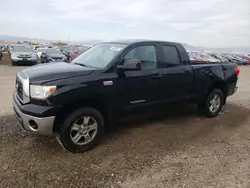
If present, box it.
[152,74,163,78]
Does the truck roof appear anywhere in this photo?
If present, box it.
[104,39,180,46]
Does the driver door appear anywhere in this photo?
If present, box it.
[114,44,163,111]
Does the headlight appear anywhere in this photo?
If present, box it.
[30,85,56,99]
[11,53,18,59]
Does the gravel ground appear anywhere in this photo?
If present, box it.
[1,54,250,188]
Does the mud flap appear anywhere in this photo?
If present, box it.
[56,134,67,151]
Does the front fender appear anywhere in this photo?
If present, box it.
[48,84,90,106]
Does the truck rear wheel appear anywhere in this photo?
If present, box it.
[198,89,224,117]
[58,108,105,153]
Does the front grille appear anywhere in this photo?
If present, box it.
[18,54,31,58]
[16,78,23,100]
[16,72,30,104]
[52,57,63,60]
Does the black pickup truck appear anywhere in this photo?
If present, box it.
[13,40,239,153]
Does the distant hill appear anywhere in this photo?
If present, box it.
[0,34,102,45]
[183,43,250,53]
[0,34,249,52]
[0,35,28,41]
[0,34,55,43]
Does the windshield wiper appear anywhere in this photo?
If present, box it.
[74,63,87,67]
[74,63,97,68]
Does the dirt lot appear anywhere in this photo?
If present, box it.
[1,53,250,188]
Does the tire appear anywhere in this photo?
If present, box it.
[59,108,105,153]
[68,56,71,63]
[198,89,224,118]
[11,61,16,66]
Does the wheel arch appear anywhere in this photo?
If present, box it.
[206,80,228,104]
[53,97,111,132]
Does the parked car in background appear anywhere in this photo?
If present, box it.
[61,46,76,62]
[227,54,248,65]
[33,45,43,52]
[36,48,46,59]
[40,48,67,63]
[78,46,89,54]
[209,54,230,63]
[188,52,206,61]
[0,48,2,61]
[61,46,89,62]
[58,45,64,52]
[10,45,38,66]
[7,45,12,56]
[243,54,250,63]
[221,54,243,66]
[0,44,4,52]
[198,54,221,63]
[233,54,250,65]
[13,40,239,153]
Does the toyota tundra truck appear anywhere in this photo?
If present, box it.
[13,40,239,153]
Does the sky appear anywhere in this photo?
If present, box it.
[0,0,249,47]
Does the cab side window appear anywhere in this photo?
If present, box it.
[124,45,157,70]
[162,45,181,66]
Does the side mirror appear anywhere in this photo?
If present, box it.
[116,59,142,75]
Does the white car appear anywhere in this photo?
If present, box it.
[36,48,46,58]
[10,45,38,66]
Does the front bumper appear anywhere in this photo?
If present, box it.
[13,93,56,135]
[12,58,37,63]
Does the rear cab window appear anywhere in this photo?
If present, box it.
[161,45,181,67]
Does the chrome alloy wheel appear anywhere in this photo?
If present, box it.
[209,94,221,113]
[70,116,98,145]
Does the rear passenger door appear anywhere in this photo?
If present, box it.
[159,44,193,103]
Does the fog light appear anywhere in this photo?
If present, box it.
[29,120,38,130]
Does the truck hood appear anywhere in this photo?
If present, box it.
[22,62,96,84]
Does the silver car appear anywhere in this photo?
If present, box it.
[10,45,38,66]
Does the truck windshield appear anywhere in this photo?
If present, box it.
[72,43,127,68]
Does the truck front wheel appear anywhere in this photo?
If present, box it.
[58,108,105,153]
[198,89,224,117]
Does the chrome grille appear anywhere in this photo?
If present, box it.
[16,72,30,104]
[18,54,32,58]
[16,77,23,100]
[52,57,63,61]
